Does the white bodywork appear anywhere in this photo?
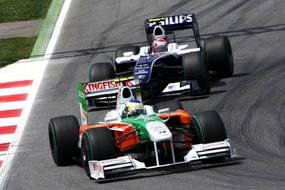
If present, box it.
[89,139,234,180]
[115,44,200,93]
[83,86,236,180]
[115,43,200,65]
[146,121,172,142]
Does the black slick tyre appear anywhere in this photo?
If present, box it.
[182,52,210,95]
[182,51,207,80]
[89,62,115,82]
[81,127,116,177]
[48,115,80,166]
[192,110,228,162]
[204,36,234,77]
[192,110,227,144]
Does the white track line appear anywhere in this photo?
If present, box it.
[44,0,72,58]
[0,0,73,177]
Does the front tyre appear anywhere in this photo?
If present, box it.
[48,115,80,166]
[192,110,227,144]
[192,110,228,162]
[182,52,210,95]
[81,127,116,177]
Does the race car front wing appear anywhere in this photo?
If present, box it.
[89,139,238,180]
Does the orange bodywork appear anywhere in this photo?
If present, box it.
[80,122,140,151]
[159,109,192,125]
[79,109,193,151]
[160,109,193,149]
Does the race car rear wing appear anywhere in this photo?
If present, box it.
[77,77,141,125]
[144,13,201,47]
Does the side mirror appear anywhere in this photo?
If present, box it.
[105,115,118,123]
[158,108,170,114]
[139,46,150,55]
[179,45,188,50]
[158,108,170,122]
[123,51,134,57]
[105,111,119,123]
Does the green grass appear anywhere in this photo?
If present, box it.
[0,37,36,68]
[0,0,55,68]
[0,0,52,22]
[31,0,64,57]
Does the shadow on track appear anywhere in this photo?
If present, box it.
[210,72,250,88]
[30,24,285,60]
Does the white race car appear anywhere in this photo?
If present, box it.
[89,13,234,98]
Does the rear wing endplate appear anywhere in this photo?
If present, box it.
[144,13,201,47]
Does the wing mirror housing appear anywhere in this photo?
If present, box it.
[158,108,170,114]
[105,111,119,123]
[123,51,134,57]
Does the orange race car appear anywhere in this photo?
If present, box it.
[48,77,239,180]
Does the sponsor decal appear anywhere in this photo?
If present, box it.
[137,75,145,79]
[147,14,193,28]
[148,17,165,22]
[101,156,128,166]
[203,141,227,149]
[78,90,85,99]
[196,141,227,150]
[84,80,135,93]
[80,109,88,125]
[135,70,148,74]
[91,161,105,179]
[138,64,150,68]
[93,162,103,171]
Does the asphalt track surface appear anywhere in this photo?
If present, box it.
[2,0,285,189]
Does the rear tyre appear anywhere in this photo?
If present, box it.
[48,115,80,166]
[182,51,210,95]
[89,62,115,82]
[81,127,116,177]
[204,36,234,77]
[115,46,140,72]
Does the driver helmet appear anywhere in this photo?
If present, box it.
[122,99,145,118]
[152,38,168,53]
